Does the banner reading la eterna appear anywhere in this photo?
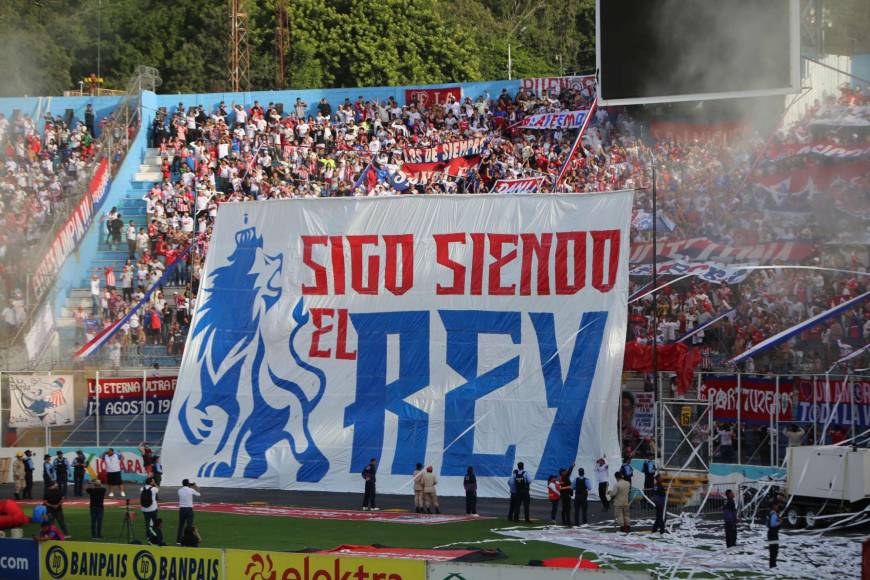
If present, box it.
[86,375,177,416]
[162,193,632,496]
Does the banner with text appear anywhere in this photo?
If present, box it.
[403,137,487,164]
[162,193,632,496]
[629,260,753,284]
[522,75,596,98]
[31,159,110,300]
[41,541,221,580]
[629,237,814,265]
[9,375,75,427]
[399,156,481,185]
[699,375,793,423]
[796,377,870,428]
[404,87,462,109]
[49,446,157,484]
[86,375,177,416]
[491,176,549,193]
[227,549,425,580]
[518,110,590,130]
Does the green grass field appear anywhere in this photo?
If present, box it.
[29,505,587,566]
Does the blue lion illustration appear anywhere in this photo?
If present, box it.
[177,225,329,482]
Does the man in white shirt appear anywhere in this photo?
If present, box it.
[176,478,201,545]
[102,448,125,498]
[140,476,159,542]
[594,457,610,510]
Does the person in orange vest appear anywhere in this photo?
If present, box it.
[547,475,560,523]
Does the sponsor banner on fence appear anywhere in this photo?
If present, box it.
[633,392,656,438]
[491,176,549,193]
[162,193,631,496]
[428,561,637,579]
[403,137,486,164]
[31,158,110,300]
[41,541,222,580]
[404,87,462,108]
[521,75,596,98]
[0,538,39,580]
[518,110,590,130]
[49,446,155,484]
[628,237,814,265]
[9,375,74,427]
[227,550,425,580]
[86,375,177,416]
[699,375,793,423]
[629,260,753,284]
[795,377,870,428]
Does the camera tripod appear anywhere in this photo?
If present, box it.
[118,499,138,543]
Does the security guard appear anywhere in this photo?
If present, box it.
[723,489,738,548]
[573,468,592,525]
[767,502,782,568]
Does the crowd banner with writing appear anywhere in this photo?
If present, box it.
[403,137,487,164]
[796,377,870,428]
[8,375,75,427]
[629,261,752,284]
[31,159,110,300]
[633,393,656,438]
[404,86,462,108]
[162,193,632,496]
[518,110,590,130]
[628,237,814,265]
[0,539,39,580]
[49,446,157,484]
[400,156,481,185]
[227,550,425,580]
[521,75,597,98]
[769,141,870,160]
[41,541,222,580]
[86,375,177,416]
[491,176,549,193]
[698,375,793,423]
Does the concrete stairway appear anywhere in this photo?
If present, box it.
[54,148,184,368]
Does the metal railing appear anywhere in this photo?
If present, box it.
[0,367,177,449]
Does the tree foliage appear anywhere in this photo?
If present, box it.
[0,0,596,97]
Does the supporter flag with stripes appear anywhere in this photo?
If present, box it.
[74,245,193,359]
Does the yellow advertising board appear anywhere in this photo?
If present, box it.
[226,549,426,580]
[41,541,222,580]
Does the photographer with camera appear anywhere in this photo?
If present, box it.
[176,479,201,545]
[140,476,159,543]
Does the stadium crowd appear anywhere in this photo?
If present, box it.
[61,83,869,374]
[0,109,101,334]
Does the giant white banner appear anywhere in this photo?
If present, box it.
[162,193,632,496]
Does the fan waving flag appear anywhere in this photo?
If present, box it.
[553,95,598,191]
[74,245,193,359]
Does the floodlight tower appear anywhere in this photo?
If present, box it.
[229,0,251,92]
